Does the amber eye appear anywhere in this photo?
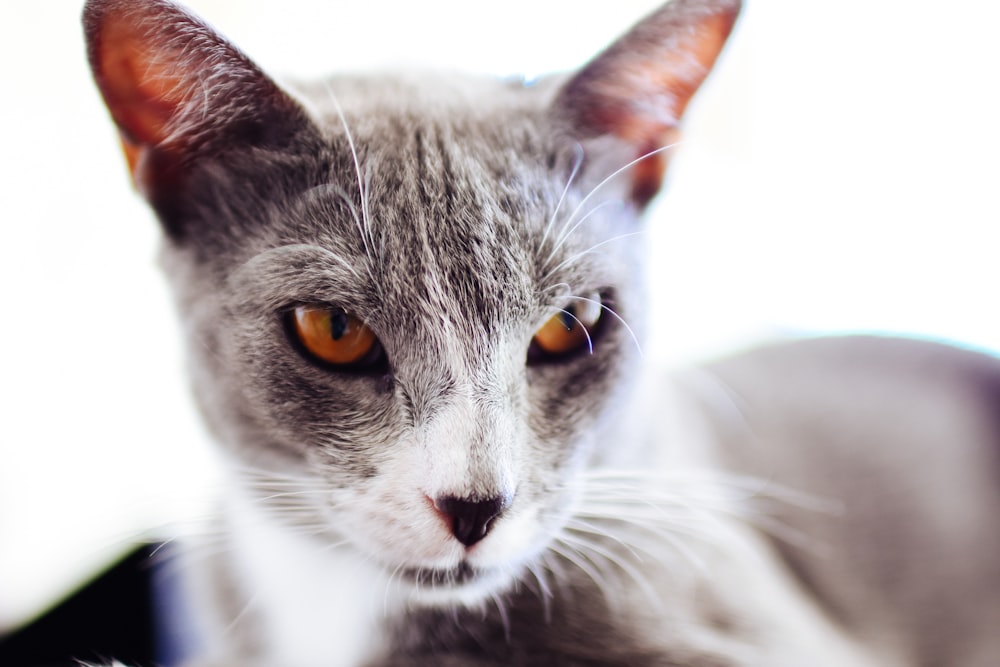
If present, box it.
[532,294,603,358]
[290,305,380,367]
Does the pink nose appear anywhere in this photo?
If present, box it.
[432,494,510,547]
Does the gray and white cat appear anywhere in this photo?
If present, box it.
[83,0,1000,665]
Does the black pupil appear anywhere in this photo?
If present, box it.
[559,309,577,331]
[330,311,349,340]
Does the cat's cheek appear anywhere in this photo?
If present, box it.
[327,447,463,565]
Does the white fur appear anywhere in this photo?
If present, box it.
[224,484,395,667]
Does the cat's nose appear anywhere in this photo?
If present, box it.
[433,494,511,547]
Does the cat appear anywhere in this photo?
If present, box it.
[83,0,1000,665]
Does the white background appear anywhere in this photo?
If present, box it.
[1,0,998,629]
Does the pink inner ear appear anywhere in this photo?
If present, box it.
[97,18,193,148]
[590,11,738,146]
[554,1,740,207]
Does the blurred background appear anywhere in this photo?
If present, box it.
[1,0,998,632]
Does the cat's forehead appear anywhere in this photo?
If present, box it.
[300,71,562,135]
[308,74,565,195]
[286,76,594,314]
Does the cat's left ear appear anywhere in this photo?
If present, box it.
[552,0,741,207]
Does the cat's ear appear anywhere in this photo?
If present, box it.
[83,0,313,200]
[552,0,740,207]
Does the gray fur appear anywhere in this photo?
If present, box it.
[83,1,1000,665]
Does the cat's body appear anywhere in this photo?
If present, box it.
[82,0,1000,665]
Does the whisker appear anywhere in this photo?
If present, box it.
[559,142,680,236]
[563,517,644,561]
[363,161,378,259]
[573,464,842,569]
[523,560,554,623]
[540,142,585,251]
[538,549,571,594]
[384,561,406,617]
[543,230,645,281]
[557,531,662,611]
[581,468,840,513]
[540,281,572,297]
[222,591,260,636]
[489,591,512,644]
[564,293,643,358]
[545,198,624,267]
[546,540,615,604]
[253,489,331,502]
[572,507,715,577]
[553,305,594,355]
[323,84,376,272]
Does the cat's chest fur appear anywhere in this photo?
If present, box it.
[221,486,392,666]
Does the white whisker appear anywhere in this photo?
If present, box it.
[560,142,679,235]
[543,230,645,281]
[540,142,585,251]
[565,293,643,358]
[556,305,594,355]
[323,83,376,273]
[546,539,617,608]
[557,530,663,611]
[490,591,512,643]
[524,560,554,623]
[384,561,406,617]
[222,591,260,636]
[569,508,712,576]
[545,198,624,266]
[568,465,842,579]
[563,517,644,561]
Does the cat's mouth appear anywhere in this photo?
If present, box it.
[399,560,480,588]
[396,559,517,605]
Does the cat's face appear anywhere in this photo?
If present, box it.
[168,75,648,603]
[84,0,738,604]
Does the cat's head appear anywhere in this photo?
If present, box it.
[84,0,739,605]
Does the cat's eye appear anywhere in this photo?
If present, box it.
[531,294,604,360]
[290,305,381,368]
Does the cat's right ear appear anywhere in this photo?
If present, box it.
[551,0,741,208]
[83,0,313,215]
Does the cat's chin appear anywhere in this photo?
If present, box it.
[396,561,518,607]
